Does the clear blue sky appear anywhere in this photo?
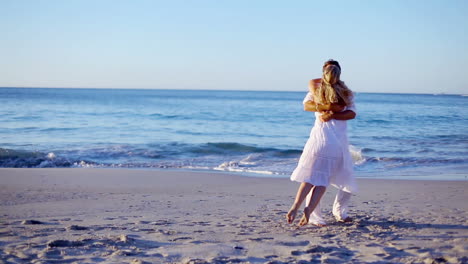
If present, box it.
[1,0,467,94]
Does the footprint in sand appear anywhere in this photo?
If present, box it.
[382,246,411,258]
[439,245,454,250]
[185,258,210,264]
[37,248,62,259]
[67,225,89,231]
[47,239,85,248]
[321,234,337,239]
[151,220,173,226]
[193,221,211,226]
[365,243,381,247]
[248,237,274,242]
[279,240,310,247]
[171,236,193,242]
[292,245,353,257]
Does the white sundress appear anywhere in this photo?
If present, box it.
[290,92,357,193]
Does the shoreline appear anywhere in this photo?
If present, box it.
[2,166,467,182]
[1,168,467,263]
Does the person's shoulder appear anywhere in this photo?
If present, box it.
[309,79,321,93]
[309,79,322,86]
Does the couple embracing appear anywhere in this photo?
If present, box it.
[287,60,357,227]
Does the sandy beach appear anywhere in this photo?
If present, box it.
[0,168,467,263]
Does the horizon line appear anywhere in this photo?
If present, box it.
[0,86,464,96]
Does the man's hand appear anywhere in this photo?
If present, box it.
[319,111,334,122]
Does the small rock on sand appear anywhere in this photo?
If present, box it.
[119,234,132,243]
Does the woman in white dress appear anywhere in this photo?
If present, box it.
[286,60,357,226]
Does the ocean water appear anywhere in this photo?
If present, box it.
[1,87,467,180]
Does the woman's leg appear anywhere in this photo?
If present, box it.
[307,187,327,226]
[299,186,327,226]
[286,182,314,224]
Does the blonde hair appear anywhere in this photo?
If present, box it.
[313,63,353,106]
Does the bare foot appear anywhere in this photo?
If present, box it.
[286,207,298,224]
[337,217,352,223]
[298,207,312,226]
[309,219,327,227]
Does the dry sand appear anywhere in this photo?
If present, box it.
[0,168,467,264]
